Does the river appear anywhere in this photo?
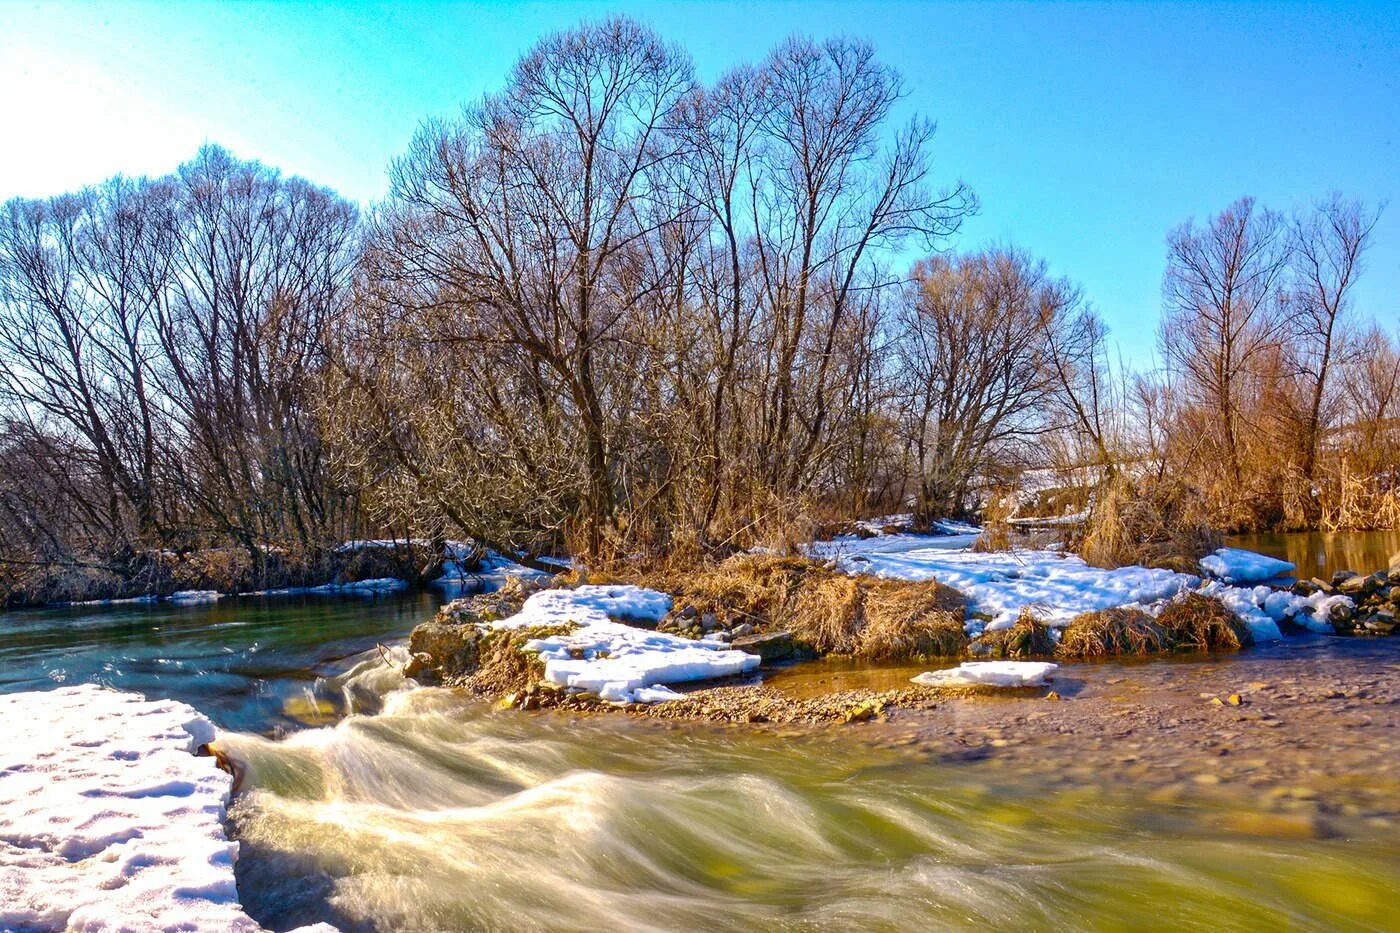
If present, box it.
[3,586,1399,930]
[1227,529,1400,583]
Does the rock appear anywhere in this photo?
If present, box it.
[700,613,719,633]
[1227,693,1243,706]
[404,620,484,683]
[1337,574,1369,596]
[731,622,756,638]
[1291,579,1320,597]
[1332,569,1358,587]
[680,604,698,620]
[843,699,885,723]
[1329,602,1354,624]
[731,630,795,662]
[1309,577,1335,594]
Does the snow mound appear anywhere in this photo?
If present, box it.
[811,535,1193,632]
[1198,580,1346,638]
[493,585,759,703]
[1200,547,1295,584]
[0,685,258,932]
[913,661,1058,688]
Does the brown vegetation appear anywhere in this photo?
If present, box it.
[1157,593,1254,652]
[1057,607,1172,659]
[613,554,967,661]
[974,610,1058,658]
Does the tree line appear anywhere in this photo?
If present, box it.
[0,17,1393,601]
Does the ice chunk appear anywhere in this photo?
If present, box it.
[912,661,1058,688]
[492,586,758,703]
[1200,547,1295,584]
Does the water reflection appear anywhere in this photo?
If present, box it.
[1227,530,1400,582]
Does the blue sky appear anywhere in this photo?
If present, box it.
[2,1,1397,366]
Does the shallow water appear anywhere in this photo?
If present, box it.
[222,685,1400,932]
[4,596,1400,930]
[1227,529,1400,582]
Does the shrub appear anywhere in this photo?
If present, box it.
[1057,606,1172,658]
[1158,593,1253,651]
[974,609,1058,658]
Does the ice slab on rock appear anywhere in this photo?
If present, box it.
[492,585,759,703]
[912,661,1058,688]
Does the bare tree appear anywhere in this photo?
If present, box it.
[895,248,1077,519]
[1160,197,1291,511]
[1287,195,1381,502]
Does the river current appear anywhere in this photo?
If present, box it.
[3,577,1398,930]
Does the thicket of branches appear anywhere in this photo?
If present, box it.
[0,17,1395,601]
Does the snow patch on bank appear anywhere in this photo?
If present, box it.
[0,685,258,932]
[811,535,1192,632]
[1200,547,1295,584]
[811,534,1343,641]
[492,585,759,703]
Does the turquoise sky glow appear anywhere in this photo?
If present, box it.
[2,0,1397,366]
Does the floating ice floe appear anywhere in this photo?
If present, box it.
[1200,547,1295,584]
[490,585,759,703]
[0,685,259,932]
[913,661,1058,688]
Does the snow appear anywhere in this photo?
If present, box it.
[170,589,222,604]
[810,535,1193,632]
[0,685,259,932]
[932,519,982,535]
[1200,547,1295,584]
[490,585,759,703]
[912,661,1058,688]
[810,533,1341,641]
[333,538,432,552]
[1198,580,1347,638]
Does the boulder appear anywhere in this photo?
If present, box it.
[731,630,795,662]
[1336,574,1370,596]
[403,620,485,684]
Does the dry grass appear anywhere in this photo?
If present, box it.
[1057,606,1172,659]
[857,581,969,659]
[974,609,1058,658]
[1077,475,1220,573]
[618,553,967,661]
[1157,593,1253,652]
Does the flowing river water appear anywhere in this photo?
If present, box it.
[3,548,1400,931]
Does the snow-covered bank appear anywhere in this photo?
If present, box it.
[493,585,760,703]
[809,534,1348,642]
[0,686,258,932]
[810,535,1193,631]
